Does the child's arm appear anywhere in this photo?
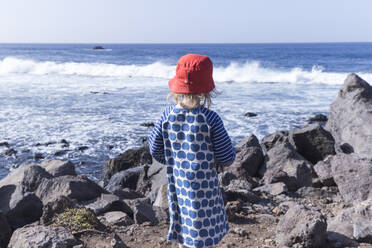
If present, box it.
[148,107,172,164]
[210,113,236,166]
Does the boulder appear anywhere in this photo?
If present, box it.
[222,180,261,203]
[8,225,81,248]
[276,204,327,248]
[330,153,372,203]
[105,186,143,200]
[125,198,158,225]
[260,142,313,191]
[101,211,134,226]
[0,164,52,192]
[313,156,336,186]
[261,131,289,153]
[0,211,11,248]
[0,185,43,229]
[40,195,76,225]
[228,135,264,178]
[308,113,328,123]
[36,175,106,205]
[83,193,132,216]
[101,146,152,185]
[153,184,168,208]
[105,166,143,191]
[40,160,76,177]
[326,74,372,158]
[328,199,372,244]
[289,123,336,164]
[253,182,287,196]
[147,163,167,203]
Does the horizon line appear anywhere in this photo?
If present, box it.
[0,41,372,45]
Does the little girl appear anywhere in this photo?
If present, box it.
[149,54,236,248]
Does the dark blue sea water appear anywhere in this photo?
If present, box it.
[1,43,372,180]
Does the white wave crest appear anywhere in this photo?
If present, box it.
[0,56,371,85]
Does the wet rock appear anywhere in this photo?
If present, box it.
[244,112,257,117]
[140,122,155,127]
[0,185,43,229]
[260,142,313,191]
[288,123,336,164]
[0,211,11,248]
[229,134,264,178]
[326,74,372,158]
[8,225,81,248]
[0,164,53,192]
[253,182,288,196]
[308,113,328,123]
[313,156,336,186]
[105,166,143,191]
[83,193,132,216]
[36,175,106,205]
[101,211,134,226]
[330,153,372,203]
[5,148,17,156]
[276,204,327,248]
[101,146,152,185]
[76,146,89,151]
[54,150,69,156]
[93,46,104,50]
[33,153,44,160]
[40,160,76,177]
[261,131,289,152]
[0,142,9,147]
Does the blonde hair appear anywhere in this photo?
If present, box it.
[167,90,218,109]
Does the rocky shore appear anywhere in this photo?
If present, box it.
[1,73,372,248]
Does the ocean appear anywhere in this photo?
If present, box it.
[1,43,372,180]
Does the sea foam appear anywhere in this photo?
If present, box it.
[1,56,371,85]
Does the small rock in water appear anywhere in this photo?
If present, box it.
[76,146,89,151]
[140,122,155,127]
[244,112,258,117]
[92,46,104,50]
[34,153,44,160]
[54,150,69,156]
[107,145,114,150]
[0,141,9,147]
[308,113,328,123]
[5,148,17,156]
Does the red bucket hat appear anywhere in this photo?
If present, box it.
[169,54,215,94]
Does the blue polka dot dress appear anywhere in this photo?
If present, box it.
[149,104,236,248]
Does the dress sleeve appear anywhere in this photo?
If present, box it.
[148,107,172,165]
[210,113,236,166]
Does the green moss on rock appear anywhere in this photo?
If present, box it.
[52,208,99,231]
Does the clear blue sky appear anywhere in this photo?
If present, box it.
[1,0,371,43]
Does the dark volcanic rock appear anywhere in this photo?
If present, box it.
[101,146,152,185]
[222,179,260,203]
[83,193,132,216]
[5,148,17,156]
[289,123,336,164]
[244,112,257,117]
[308,113,328,123]
[140,122,155,127]
[276,204,327,248]
[0,211,12,248]
[261,131,289,153]
[326,74,372,158]
[40,160,76,177]
[0,164,53,192]
[125,198,158,225]
[328,199,372,244]
[253,182,288,196]
[0,185,43,229]
[313,156,336,186]
[260,142,312,191]
[36,175,106,205]
[330,153,372,204]
[93,46,104,50]
[40,195,76,225]
[229,135,264,178]
[8,225,81,248]
[105,166,143,191]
